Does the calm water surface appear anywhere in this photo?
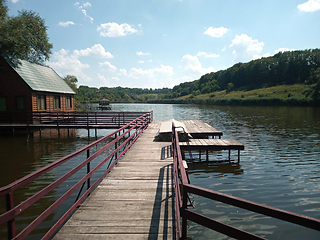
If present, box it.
[0,104,320,239]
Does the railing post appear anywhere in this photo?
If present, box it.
[6,190,16,239]
[87,149,91,190]
[182,185,188,239]
[115,132,118,160]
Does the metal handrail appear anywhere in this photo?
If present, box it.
[0,111,150,126]
[0,111,153,240]
[171,123,320,240]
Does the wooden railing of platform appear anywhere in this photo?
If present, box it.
[0,111,153,240]
[0,111,152,128]
[172,123,320,240]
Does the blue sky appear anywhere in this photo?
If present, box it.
[7,0,320,89]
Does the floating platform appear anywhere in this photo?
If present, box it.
[180,138,244,163]
[181,120,223,139]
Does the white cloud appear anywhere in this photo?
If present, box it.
[137,51,151,56]
[197,51,220,58]
[229,34,264,63]
[11,0,19,3]
[49,44,114,83]
[118,68,127,76]
[154,65,174,76]
[298,0,320,12]
[49,49,92,82]
[59,21,75,27]
[274,48,298,54]
[73,44,113,58]
[204,27,229,38]
[83,2,92,8]
[111,77,120,81]
[123,65,173,79]
[138,61,145,64]
[75,1,93,23]
[128,68,154,79]
[99,61,117,71]
[97,22,138,37]
[98,73,109,86]
[181,54,214,80]
[97,74,120,87]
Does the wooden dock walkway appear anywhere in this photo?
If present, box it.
[53,119,243,239]
[53,120,176,240]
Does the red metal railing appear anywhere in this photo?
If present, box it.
[171,123,320,240]
[0,111,153,240]
[0,111,151,128]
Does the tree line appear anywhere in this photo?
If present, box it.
[68,49,320,104]
[169,49,320,100]
[74,85,171,103]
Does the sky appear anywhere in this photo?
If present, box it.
[7,0,320,89]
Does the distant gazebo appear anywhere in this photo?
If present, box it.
[98,98,111,110]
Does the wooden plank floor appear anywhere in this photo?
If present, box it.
[53,120,176,240]
[179,138,244,150]
[181,120,222,138]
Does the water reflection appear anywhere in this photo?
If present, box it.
[1,104,320,239]
[188,162,243,176]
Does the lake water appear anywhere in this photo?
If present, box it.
[1,103,320,239]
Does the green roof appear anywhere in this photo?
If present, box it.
[9,59,75,94]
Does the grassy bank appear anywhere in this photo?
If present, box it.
[149,84,318,106]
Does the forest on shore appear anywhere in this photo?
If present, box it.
[68,49,320,107]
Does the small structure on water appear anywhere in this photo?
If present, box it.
[0,56,76,123]
[98,98,111,110]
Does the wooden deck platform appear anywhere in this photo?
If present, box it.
[181,120,222,138]
[179,138,244,150]
[180,139,244,163]
[53,121,176,240]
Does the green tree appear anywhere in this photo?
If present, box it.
[0,0,52,65]
[306,67,320,101]
[227,82,234,93]
[63,75,78,92]
[0,0,8,21]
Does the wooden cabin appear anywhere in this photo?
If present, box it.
[0,56,76,123]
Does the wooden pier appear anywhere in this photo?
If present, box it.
[53,120,243,239]
[53,121,176,239]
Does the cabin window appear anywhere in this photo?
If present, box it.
[66,96,72,108]
[0,98,6,111]
[54,96,61,109]
[16,97,25,110]
[38,95,46,110]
